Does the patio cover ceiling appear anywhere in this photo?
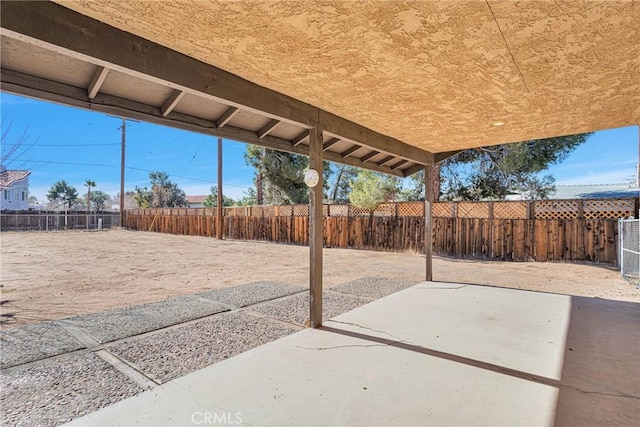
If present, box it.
[1,1,638,176]
[54,0,638,152]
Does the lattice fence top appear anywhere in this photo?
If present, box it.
[457,202,489,218]
[432,203,450,217]
[349,205,372,217]
[128,197,637,220]
[493,202,527,219]
[327,204,349,217]
[374,203,396,217]
[534,200,579,219]
[583,198,636,219]
[398,202,424,217]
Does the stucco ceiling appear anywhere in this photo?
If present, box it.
[55,1,639,153]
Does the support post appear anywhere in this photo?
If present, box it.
[119,118,125,227]
[217,137,223,239]
[309,126,324,328]
[425,164,434,281]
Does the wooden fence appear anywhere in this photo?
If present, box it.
[124,198,638,264]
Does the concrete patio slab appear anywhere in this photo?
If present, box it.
[250,290,372,326]
[107,311,299,383]
[0,322,85,369]
[329,276,419,299]
[70,282,639,426]
[67,295,229,343]
[198,281,306,308]
[1,353,142,426]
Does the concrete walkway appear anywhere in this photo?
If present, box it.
[68,283,640,426]
[1,278,418,425]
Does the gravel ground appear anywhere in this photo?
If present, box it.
[67,295,229,343]
[107,311,299,383]
[250,290,372,326]
[330,277,419,299]
[0,353,142,426]
[1,322,85,369]
[199,281,306,308]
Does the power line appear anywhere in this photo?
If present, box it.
[11,158,248,189]
[2,142,120,147]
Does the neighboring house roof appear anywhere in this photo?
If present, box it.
[0,169,31,190]
[549,184,639,200]
[186,195,207,204]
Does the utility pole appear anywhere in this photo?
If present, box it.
[119,117,126,227]
[108,115,138,228]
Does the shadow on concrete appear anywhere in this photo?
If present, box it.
[322,295,640,426]
[553,296,640,426]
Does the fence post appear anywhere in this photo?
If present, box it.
[487,202,494,259]
[618,218,623,271]
[577,200,584,219]
[451,202,457,218]
[527,201,534,220]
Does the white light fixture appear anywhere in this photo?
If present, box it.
[304,169,320,188]
[492,121,505,127]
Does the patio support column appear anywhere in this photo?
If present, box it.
[217,137,223,239]
[425,163,434,281]
[309,125,324,328]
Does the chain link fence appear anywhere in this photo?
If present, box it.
[619,218,640,286]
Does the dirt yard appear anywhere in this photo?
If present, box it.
[1,229,638,329]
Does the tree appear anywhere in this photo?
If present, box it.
[432,133,592,201]
[46,180,78,210]
[245,146,307,204]
[203,186,235,207]
[133,186,153,208]
[133,172,187,208]
[235,188,257,206]
[84,180,96,212]
[90,190,111,211]
[244,145,332,205]
[1,118,37,170]
[349,170,400,210]
[329,164,359,203]
[115,191,138,210]
[149,171,187,208]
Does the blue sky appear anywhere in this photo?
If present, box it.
[1,92,638,203]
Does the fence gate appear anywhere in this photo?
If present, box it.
[619,218,640,286]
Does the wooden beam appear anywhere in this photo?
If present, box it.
[87,66,109,99]
[0,1,433,165]
[216,106,238,128]
[257,119,280,139]
[340,145,361,158]
[0,69,407,177]
[217,138,223,240]
[322,137,340,152]
[160,89,185,117]
[390,159,409,170]
[424,164,434,281]
[376,155,395,167]
[434,150,462,163]
[291,130,310,146]
[309,126,323,328]
[402,163,425,177]
[319,111,433,164]
[359,151,380,163]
